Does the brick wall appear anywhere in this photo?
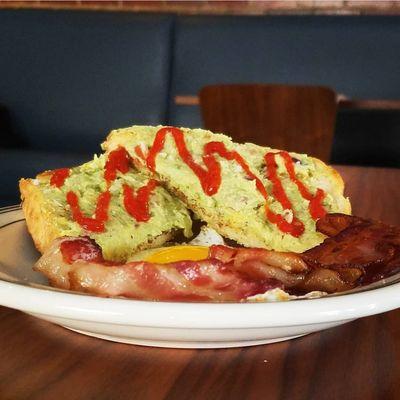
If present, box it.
[0,1,399,15]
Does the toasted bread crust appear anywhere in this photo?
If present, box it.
[309,156,351,214]
[19,177,61,253]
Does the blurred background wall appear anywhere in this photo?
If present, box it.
[0,1,399,205]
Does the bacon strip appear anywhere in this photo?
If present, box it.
[34,214,400,300]
[315,213,367,237]
[209,245,357,293]
[209,245,308,289]
[303,214,400,285]
[211,212,400,293]
[210,245,308,273]
[35,238,280,302]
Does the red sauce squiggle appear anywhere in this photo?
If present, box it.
[50,168,70,188]
[66,190,111,233]
[147,126,326,237]
[134,145,146,161]
[123,179,158,222]
[264,153,305,237]
[277,151,326,220]
[63,147,159,232]
[104,146,131,185]
[58,147,160,232]
[52,127,326,237]
[147,127,267,197]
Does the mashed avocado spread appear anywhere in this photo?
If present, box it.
[37,154,192,261]
[103,125,351,253]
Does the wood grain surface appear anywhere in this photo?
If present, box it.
[0,165,399,400]
[199,84,337,162]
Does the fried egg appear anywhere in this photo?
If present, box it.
[128,226,225,264]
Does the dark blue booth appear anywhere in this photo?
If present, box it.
[0,9,399,205]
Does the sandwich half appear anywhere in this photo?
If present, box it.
[102,125,351,253]
[20,151,192,261]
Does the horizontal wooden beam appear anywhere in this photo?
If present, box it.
[1,1,400,16]
[338,99,400,110]
[174,95,200,106]
[174,95,400,110]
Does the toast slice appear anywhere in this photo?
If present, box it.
[102,125,351,253]
[20,153,192,261]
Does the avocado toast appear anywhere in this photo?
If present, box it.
[20,152,192,261]
[102,125,351,253]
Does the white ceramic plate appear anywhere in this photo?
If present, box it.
[1,205,400,348]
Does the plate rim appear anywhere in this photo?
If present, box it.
[0,277,398,329]
[1,206,400,330]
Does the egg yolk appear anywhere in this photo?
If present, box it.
[144,245,210,264]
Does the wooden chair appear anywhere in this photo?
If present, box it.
[199,84,337,162]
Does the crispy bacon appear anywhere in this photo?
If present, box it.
[209,245,359,293]
[35,238,280,302]
[210,245,307,288]
[34,214,400,300]
[295,268,360,294]
[315,213,367,237]
[210,246,308,273]
[303,214,400,285]
[211,214,400,293]
[59,237,104,264]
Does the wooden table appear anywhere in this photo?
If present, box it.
[0,165,399,400]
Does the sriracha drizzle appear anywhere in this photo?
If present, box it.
[123,179,158,222]
[146,126,326,237]
[53,126,326,237]
[50,168,70,188]
[56,147,159,233]
[66,190,111,233]
[104,146,130,184]
[277,151,326,220]
[264,152,305,237]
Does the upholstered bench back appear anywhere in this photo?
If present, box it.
[0,9,173,154]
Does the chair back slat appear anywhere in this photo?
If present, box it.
[199,84,337,162]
